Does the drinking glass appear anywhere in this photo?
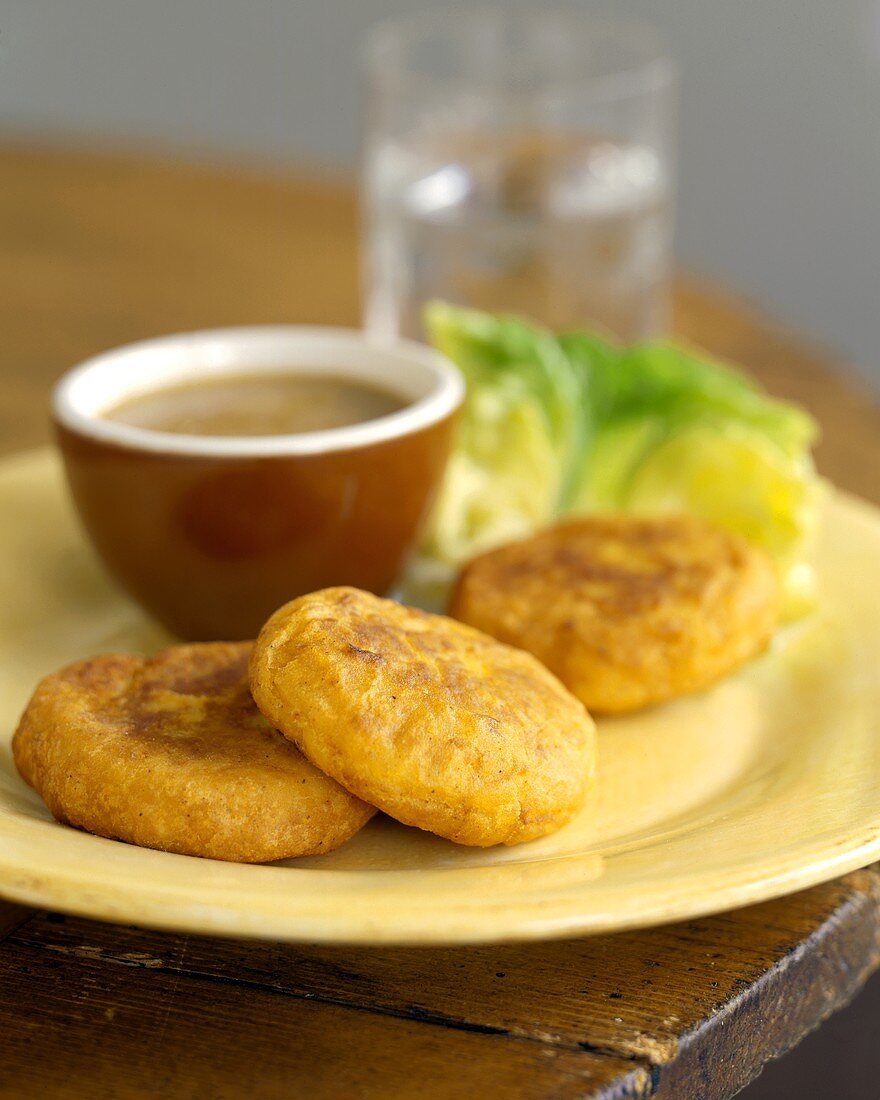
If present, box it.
[361,11,676,342]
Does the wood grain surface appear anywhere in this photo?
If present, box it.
[1,139,879,1099]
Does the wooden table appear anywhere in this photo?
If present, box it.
[1,141,880,1099]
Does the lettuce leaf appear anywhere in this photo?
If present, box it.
[421,302,586,563]
[416,303,823,612]
[561,336,823,576]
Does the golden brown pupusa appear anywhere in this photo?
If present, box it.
[249,587,596,847]
[13,642,374,862]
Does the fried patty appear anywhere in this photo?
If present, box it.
[13,642,374,862]
[250,587,596,847]
[449,515,780,714]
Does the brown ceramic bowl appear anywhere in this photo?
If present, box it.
[53,326,463,640]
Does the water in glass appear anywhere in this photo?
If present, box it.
[364,129,671,342]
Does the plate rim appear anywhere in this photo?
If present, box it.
[1,830,879,945]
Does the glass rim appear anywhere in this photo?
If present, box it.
[362,9,675,99]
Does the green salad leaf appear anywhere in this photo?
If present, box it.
[412,302,823,614]
[421,301,586,564]
[560,336,822,570]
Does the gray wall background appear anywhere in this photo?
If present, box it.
[3,0,878,379]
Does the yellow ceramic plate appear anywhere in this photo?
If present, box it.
[0,449,878,944]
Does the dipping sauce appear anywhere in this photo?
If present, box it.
[103,373,407,437]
